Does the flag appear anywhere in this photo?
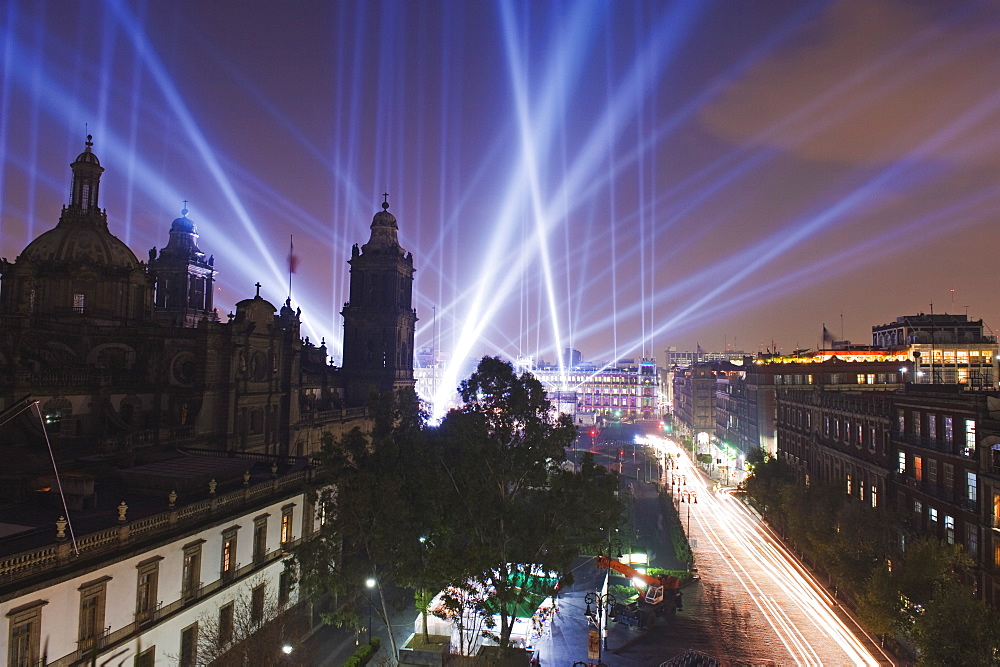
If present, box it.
[822,324,835,344]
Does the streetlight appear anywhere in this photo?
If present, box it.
[365,578,376,645]
[584,591,617,660]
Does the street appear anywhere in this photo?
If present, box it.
[663,437,895,665]
[305,424,897,665]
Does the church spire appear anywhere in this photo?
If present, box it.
[69,134,104,212]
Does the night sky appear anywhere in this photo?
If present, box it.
[2,1,999,387]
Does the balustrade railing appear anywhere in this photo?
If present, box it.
[0,472,312,587]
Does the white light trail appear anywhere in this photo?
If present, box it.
[661,439,886,666]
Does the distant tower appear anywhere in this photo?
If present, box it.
[148,204,217,327]
[340,196,417,405]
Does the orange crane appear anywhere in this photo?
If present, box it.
[596,555,683,624]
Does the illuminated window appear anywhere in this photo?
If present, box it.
[871,485,878,508]
[967,472,978,502]
[915,500,922,515]
[846,474,852,496]
[944,417,953,444]
[281,504,295,544]
[944,515,955,544]
[929,507,937,523]
[898,452,906,474]
[994,495,1000,529]
[914,456,923,482]
[73,293,85,313]
[965,420,976,457]
[898,410,905,434]
[221,527,239,580]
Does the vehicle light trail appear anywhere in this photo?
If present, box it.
[656,438,891,665]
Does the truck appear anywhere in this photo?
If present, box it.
[596,555,683,628]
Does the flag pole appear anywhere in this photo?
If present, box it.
[288,235,294,300]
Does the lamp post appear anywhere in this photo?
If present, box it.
[584,591,617,660]
[365,578,376,645]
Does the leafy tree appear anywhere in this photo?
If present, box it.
[741,449,793,525]
[296,359,621,659]
[888,537,971,616]
[912,583,1000,665]
[431,357,622,651]
[856,565,904,637]
[293,387,461,661]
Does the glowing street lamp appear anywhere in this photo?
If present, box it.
[366,577,376,644]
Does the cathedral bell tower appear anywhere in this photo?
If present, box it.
[148,205,217,327]
[340,196,417,406]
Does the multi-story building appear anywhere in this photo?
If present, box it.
[891,387,984,575]
[0,462,318,665]
[774,359,903,502]
[0,136,418,664]
[740,350,910,457]
[671,363,734,446]
[529,358,659,423]
[872,313,998,388]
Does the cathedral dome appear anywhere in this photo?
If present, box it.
[19,222,140,270]
[372,206,397,229]
[170,205,197,234]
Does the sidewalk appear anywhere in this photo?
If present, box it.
[532,571,651,666]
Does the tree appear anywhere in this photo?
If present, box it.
[171,575,307,666]
[295,359,621,660]
[912,583,1000,665]
[431,357,622,651]
[293,387,462,662]
[741,448,793,526]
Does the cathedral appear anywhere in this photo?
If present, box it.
[0,136,416,462]
[0,137,417,664]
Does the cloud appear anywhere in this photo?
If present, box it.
[700,0,1000,166]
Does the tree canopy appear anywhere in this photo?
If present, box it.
[294,357,622,659]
